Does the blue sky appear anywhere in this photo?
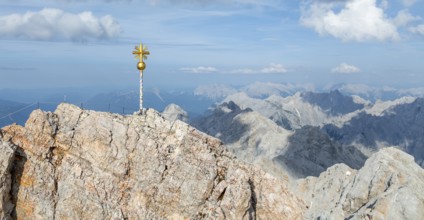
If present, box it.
[1,0,424,89]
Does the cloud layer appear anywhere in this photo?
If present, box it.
[0,8,121,41]
[180,66,218,73]
[409,24,424,35]
[181,63,287,74]
[230,64,287,74]
[301,0,400,42]
[332,63,360,73]
[402,0,417,7]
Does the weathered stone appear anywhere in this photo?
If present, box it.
[0,134,16,220]
[295,147,424,220]
[162,103,189,123]
[1,103,305,219]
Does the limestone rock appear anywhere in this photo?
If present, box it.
[0,134,16,220]
[161,103,188,123]
[295,147,424,220]
[193,101,293,177]
[194,102,366,179]
[0,103,305,219]
[275,126,366,178]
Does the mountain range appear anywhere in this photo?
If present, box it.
[3,82,424,172]
[1,103,423,219]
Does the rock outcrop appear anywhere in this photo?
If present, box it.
[0,134,15,219]
[161,103,189,123]
[275,126,366,178]
[301,90,365,116]
[194,102,366,179]
[294,147,424,220]
[193,101,293,177]
[0,103,305,219]
[323,98,424,166]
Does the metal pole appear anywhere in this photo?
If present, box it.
[140,70,143,113]
[132,42,149,115]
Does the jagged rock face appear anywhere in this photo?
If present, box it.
[275,126,366,178]
[194,102,366,179]
[323,98,424,166]
[0,135,15,219]
[0,103,305,219]
[193,101,293,177]
[295,147,424,220]
[301,90,365,116]
[223,92,332,130]
[161,103,189,123]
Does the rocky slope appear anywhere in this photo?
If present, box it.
[222,91,367,130]
[193,101,293,177]
[324,97,424,166]
[275,126,366,178]
[219,90,424,170]
[0,103,305,219]
[194,102,366,179]
[294,147,424,219]
[0,135,15,219]
[161,103,189,123]
[223,92,328,130]
[301,90,365,116]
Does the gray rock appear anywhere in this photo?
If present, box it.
[194,102,366,179]
[275,126,366,179]
[193,101,293,177]
[161,103,188,123]
[0,103,305,219]
[295,147,424,220]
[301,90,365,116]
[0,133,15,220]
[323,98,424,166]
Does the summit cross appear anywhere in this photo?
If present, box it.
[132,42,150,114]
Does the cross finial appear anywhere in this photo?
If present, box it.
[132,43,150,62]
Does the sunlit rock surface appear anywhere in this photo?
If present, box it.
[0,103,305,219]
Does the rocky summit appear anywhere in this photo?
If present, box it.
[1,103,424,220]
[0,103,304,219]
[295,147,424,219]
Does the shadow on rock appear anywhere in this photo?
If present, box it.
[10,146,27,220]
[323,98,424,166]
[192,101,253,146]
[275,126,367,178]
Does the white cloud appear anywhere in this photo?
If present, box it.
[0,8,121,41]
[402,0,416,7]
[148,0,277,6]
[409,24,424,35]
[301,0,400,42]
[260,63,287,73]
[180,66,218,73]
[181,63,287,74]
[393,10,420,27]
[380,0,389,10]
[332,63,360,73]
[229,68,256,74]
[228,63,287,74]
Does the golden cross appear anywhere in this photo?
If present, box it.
[132,43,150,62]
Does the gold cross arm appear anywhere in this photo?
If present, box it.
[132,43,150,62]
